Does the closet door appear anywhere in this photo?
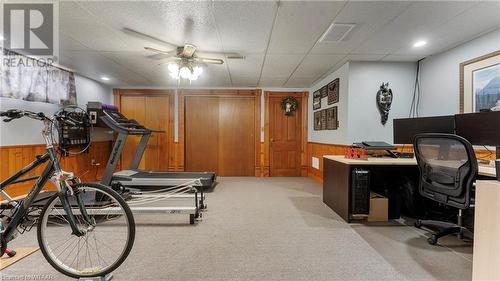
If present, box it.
[144,96,169,171]
[185,96,219,172]
[218,97,255,176]
[120,96,146,169]
[184,96,255,176]
[120,95,169,171]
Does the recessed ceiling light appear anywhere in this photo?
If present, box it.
[100,76,110,81]
[413,40,427,48]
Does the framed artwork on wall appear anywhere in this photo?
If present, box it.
[314,111,321,130]
[327,78,339,105]
[320,85,328,98]
[459,50,500,113]
[326,106,338,130]
[313,90,321,110]
[320,109,327,130]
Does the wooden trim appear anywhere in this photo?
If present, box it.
[0,141,112,198]
[459,50,500,113]
[263,92,270,176]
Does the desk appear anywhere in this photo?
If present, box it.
[323,156,419,223]
[472,180,500,281]
[322,156,497,223]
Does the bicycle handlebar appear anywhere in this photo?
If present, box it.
[0,109,48,122]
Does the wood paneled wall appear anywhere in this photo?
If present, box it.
[0,141,111,198]
[307,142,497,183]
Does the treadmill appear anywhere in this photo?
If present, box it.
[87,102,216,208]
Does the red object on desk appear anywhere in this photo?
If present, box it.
[344,147,368,160]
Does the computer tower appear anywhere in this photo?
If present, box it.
[351,169,370,215]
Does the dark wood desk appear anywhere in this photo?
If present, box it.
[322,155,419,223]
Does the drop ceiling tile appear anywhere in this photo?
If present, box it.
[59,51,150,87]
[261,54,303,78]
[354,1,477,55]
[311,1,411,54]
[258,77,288,88]
[268,1,346,54]
[284,77,317,88]
[381,54,425,62]
[402,1,500,56]
[345,54,386,61]
[226,54,264,79]
[213,1,277,54]
[292,54,345,78]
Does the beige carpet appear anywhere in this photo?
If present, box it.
[3,177,472,281]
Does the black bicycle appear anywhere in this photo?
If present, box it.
[0,109,135,278]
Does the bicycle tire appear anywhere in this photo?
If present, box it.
[37,183,135,278]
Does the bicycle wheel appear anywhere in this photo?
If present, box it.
[37,183,135,278]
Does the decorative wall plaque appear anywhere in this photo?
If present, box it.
[313,90,321,110]
[320,109,327,130]
[327,78,339,105]
[326,106,338,130]
[320,85,328,98]
[314,111,321,130]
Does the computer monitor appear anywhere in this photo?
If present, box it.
[455,111,500,147]
[393,115,455,144]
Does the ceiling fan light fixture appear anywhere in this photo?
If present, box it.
[193,66,203,76]
[179,66,192,79]
[168,63,179,73]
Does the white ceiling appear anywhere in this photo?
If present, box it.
[57,1,500,88]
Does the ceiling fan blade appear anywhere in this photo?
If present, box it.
[123,27,177,49]
[147,53,175,60]
[144,47,175,56]
[195,57,224,65]
[157,57,182,65]
[180,44,197,57]
[197,50,243,58]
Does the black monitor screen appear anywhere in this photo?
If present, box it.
[393,116,455,144]
[455,111,500,146]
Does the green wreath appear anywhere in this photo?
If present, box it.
[281,96,299,116]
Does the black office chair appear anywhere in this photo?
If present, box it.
[413,133,477,245]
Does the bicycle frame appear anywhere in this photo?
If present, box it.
[1,120,92,244]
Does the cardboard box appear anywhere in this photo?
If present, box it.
[368,192,388,222]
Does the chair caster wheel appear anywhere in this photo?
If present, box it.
[414,220,422,228]
[427,235,438,245]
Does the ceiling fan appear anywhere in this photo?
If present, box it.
[123,27,242,81]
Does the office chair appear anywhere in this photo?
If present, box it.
[413,133,477,245]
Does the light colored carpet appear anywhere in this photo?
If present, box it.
[3,177,472,281]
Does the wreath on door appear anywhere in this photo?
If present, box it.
[281,96,299,116]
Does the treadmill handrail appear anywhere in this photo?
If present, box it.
[100,115,151,135]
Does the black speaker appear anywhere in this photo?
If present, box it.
[351,169,370,215]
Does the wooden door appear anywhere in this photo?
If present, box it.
[185,96,255,176]
[218,97,255,176]
[120,96,145,169]
[185,96,219,172]
[269,96,301,176]
[120,95,169,171]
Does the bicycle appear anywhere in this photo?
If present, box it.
[0,109,135,278]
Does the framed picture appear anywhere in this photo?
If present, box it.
[460,50,500,113]
[320,109,327,130]
[313,90,321,110]
[314,111,321,130]
[326,106,338,130]
[327,78,339,105]
[320,85,328,98]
